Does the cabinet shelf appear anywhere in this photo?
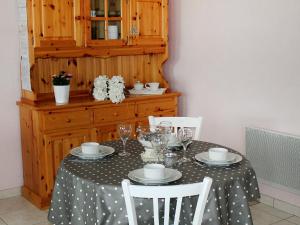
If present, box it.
[34,45,165,58]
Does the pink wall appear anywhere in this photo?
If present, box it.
[165,0,300,205]
[0,1,23,190]
[1,0,300,208]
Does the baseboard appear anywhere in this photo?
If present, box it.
[0,187,21,199]
[259,194,300,217]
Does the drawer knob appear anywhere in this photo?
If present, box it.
[66,119,71,123]
[113,112,119,116]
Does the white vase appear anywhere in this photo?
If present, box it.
[53,85,70,105]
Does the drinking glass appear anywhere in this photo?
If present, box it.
[177,127,194,163]
[118,124,132,156]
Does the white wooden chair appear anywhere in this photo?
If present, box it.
[122,177,212,225]
[148,116,203,140]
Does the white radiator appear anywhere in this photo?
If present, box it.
[246,127,300,193]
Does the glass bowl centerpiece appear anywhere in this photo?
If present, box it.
[136,125,170,162]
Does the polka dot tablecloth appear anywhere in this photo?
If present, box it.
[48,140,260,225]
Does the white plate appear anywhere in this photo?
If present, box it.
[70,145,115,159]
[129,88,167,95]
[128,168,182,185]
[198,152,236,163]
[195,152,242,166]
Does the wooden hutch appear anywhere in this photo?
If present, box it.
[18,0,179,209]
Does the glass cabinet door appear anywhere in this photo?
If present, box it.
[87,0,125,45]
[108,0,121,17]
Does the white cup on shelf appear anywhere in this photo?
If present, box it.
[90,10,96,17]
[134,81,144,91]
[145,82,159,91]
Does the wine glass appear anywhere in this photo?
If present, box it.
[177,127,194,162]
[118,124,132,156]
[151,133,168,162]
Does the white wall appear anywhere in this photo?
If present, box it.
[166,0,300,206]
[0,0,23,190]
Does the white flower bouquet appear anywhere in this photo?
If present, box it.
[93,75,125,103]
[108,75,125,103]
[93,75,109,101]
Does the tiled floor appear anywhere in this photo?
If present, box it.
[0,196,299,225]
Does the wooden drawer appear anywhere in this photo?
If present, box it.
[94,105,135,124]
[42,109,91,131]
[136,99,176,117]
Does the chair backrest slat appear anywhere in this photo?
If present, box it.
[148,116,203,140]
[122,177,212,225]
[174,197,183,225]
[192,179,212,225]
[153,198,159,225]
[164,198,170,225]
[122,180,139,225]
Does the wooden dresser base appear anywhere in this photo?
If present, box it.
[19,93,180,208]
[22,186,50,209]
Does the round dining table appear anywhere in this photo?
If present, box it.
[48,140,260,225]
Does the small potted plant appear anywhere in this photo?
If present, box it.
[52,71,72,105]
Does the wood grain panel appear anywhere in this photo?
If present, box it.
[19,107,34,191]
[137,1,161,36]
[95,123,135,142]
[42,109,91,130]
[31,0,83,48]
[93,104,135,124]
[136,99,176,118]
[44,130,90,196]
[42,0,73,38]
[32,54,168,95]
[130,0,165,46]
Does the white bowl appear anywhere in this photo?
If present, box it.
[208,147,228,161]
[81,142,100,154]
[143,164,165,180]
